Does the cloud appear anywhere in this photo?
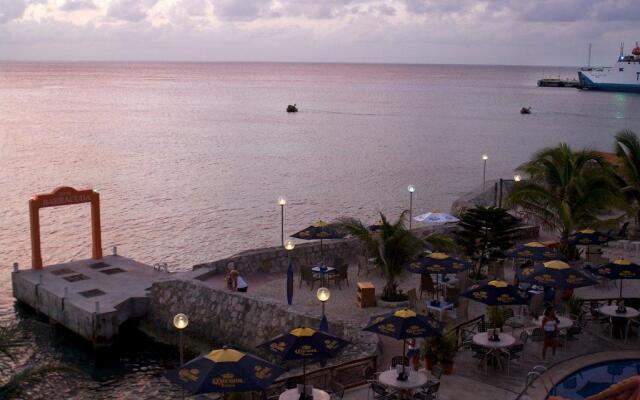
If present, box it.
[107,0,159,22]
[61,0,97,11]
[210,0,273,21]
[0,0,27,24]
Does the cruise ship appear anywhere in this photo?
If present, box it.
[578,43,640,93]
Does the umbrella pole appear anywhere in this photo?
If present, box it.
[303,358,307,398]
[320,239,324,265]
[620,280,623,301]
[402,339,406,377]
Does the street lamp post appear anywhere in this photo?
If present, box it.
[498,174,522,208]
[173,313,189,366]
[285,239,295,305]
[317,287,331,319]
[173,313,189,400]
[482,154,489,190]
[407,185,415,230]
[277,196,287,246]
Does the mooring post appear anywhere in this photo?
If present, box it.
[12,262,18,272]
[95,301,100,313]
[112,246,117,256]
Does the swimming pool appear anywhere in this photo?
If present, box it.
[548,359,640,399]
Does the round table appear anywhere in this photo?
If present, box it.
[279,388,330,400]
[378,369,428,391]
[472,332,516,348]
[599,305,640,319]
[312,266,336,274]
[472,332,516,371]
[535,315,574,330]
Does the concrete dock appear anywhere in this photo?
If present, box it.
[11,254,169,346]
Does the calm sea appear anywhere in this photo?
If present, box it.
[0,62,639,398]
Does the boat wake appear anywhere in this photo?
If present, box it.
[302,108,393,117]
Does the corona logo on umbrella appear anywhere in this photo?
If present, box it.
[472,291,488,300]
[294,345,318,356]
[378,323,397,334]
[403,252,471,275]
[497,294,515,303]
[179,368,200,382]
[254,366,273,380]
[212,372,244,388]
[535,274,555,284]
[270,342,286,352]
[405,325,427,336]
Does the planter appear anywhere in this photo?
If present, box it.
[441,362,454,375]
[377,299,409,308]
[424,357,436,371]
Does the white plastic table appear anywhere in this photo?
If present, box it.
[378,369,428,397]
[599,305,639,340]
[279,388,330,400]
[472,332,515,371]
[599,305,640,319]
[426,301,453,320]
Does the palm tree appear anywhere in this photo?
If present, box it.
[338,211,451,300]
[0,322,81,399]
[506,143,621,250]
[614,129,640,223]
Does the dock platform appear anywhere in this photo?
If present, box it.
[11,255,169,346]
[537,77,582,88]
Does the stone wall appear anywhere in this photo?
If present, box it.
[192,225,454,280]
[146,278,377,363]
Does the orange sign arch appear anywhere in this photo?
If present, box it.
[29,186,102,269]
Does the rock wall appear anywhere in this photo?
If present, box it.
[146,278,377,363]
[192,225,454,280]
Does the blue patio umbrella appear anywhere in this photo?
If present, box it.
[506,241,563,261]
[593,258,640,300]
[257,327,349,389]
[364,309,442,375]
[568,229,611,246]
[404,252,471,299]
[461,280,529,306]
[291,220,346,262]
[165,347,285,396]
[518,260,597,290]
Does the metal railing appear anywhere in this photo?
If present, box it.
[514,365,548,399]
[259,355,378,399]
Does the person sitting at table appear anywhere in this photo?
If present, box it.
[541,307,559,359]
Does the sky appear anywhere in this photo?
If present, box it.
[0,0,638,65]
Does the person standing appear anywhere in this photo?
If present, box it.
[541,307,559,359]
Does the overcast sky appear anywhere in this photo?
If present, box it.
[0,0,638,65]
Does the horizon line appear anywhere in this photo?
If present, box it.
[0,59,583,69]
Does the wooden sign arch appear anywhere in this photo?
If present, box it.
[29,186,102,269]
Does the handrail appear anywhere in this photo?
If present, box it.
[514,365,548,400]
[447,314,486,348]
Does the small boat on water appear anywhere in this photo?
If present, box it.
[286,104,298,113]
[520,107,532,114]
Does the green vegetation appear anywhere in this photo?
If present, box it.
[506,143,622,255]
[455,206,518,280]
[338,211,451,301]
[614,130,640,224]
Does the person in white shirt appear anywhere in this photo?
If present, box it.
[229,270,248,292]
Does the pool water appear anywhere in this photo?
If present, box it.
[548,359,640,399]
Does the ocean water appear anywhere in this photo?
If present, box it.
[0,62,639,398]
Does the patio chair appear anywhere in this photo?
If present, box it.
[357,255,374,276]
[413,381,440,400]
[299,266,321,290]
[528,327,544,342]
[518,330,529,344]
[327,381,345,399]
[371,381,397,400]
[444,286,460,307]
[330,263,349,288]
[391,356,409,368]
[430,365,443,381]
[420,274,436,299]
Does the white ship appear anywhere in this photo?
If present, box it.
[578,43,640,93]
